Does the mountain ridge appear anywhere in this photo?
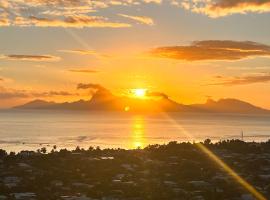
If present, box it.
[13,90,270,114]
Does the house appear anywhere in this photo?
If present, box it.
[241,194,255,200]
[3,176,21,188]
[11,193,36,200]
[188,181,211,189]
[61,195,92,200]
[0,195,7,200]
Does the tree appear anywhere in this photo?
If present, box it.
[204,139,212,145]
[9,151,16,156]
[0,149,7,158]
[40,147,47,154]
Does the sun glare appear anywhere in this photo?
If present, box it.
[131,116,146,149]
[132,88,147,98]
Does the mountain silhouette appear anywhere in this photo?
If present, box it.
[15,99,56,109]
[190,98,269,114]
[14,89,270,114]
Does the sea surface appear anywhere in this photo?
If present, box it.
[1,110,270,152]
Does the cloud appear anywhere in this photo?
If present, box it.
[77,83,105,90]
[41,6,96,16]
[69,69,98,73]
[0,16,9,26]
[118,14,154,25]
[149,40,270,61]
[0,91,28,99]
[0,86,74,99]
[1,54,60,62]
[0,75,13,83]
[209,73,270,86]
[59,49,110,58]
[179,0,270,18]
[26,15,131,28]
[77,83,111,96]
[42,91,74,96]
[142,0,162,3]
[16,0,161,7]
[0,0,162,28]
[146,91,169,99]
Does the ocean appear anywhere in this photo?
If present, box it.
[1,110,270,152]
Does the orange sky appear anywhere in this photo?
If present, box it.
[0,0,270,109]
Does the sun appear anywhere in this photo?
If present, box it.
[132,88,147,98]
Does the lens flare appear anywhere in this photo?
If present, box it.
[161,112,267,200]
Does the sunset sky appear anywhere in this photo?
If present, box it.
[1,0,270,108]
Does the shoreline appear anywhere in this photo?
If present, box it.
[2,110,270,154]
[1,137,270,153]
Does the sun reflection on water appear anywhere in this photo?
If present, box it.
[130,116,146,149]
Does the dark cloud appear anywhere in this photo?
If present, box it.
[2,54,60,61]
[209,73,270,86]
[149,40,270,61]
[181,0,270,17]
[146,91,169,99]
[76,83,113,99]
[39,91,74,96]
[77,83,104,90]
[0,91,28,99]
[0,87,74,99]
[209,0,270,9]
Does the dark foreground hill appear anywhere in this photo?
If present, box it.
[0,140,270,200]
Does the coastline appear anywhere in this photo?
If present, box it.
[1,136,270,154]
[2,110,270,153]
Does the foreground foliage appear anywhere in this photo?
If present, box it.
[0,139,270,200]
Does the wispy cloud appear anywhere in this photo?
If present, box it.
[41,6,96,16]
[118,14,154,25]
[0,0,161,28]
[1,54,60,62]
[0,75,13,83]
[3,0,269,25]
[26,15,131,28]
[59,49,110,58]
[179,0,270,18]
[209,73,270,86]
[149,40,270,61]
[0,86,75,100]
[69,69,98,73]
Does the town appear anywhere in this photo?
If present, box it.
[0,139,270,200]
